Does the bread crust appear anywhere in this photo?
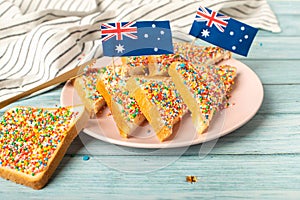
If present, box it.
[0,105,88,189]
[96,77,113,110]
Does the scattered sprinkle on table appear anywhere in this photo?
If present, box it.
[83,155,90,161]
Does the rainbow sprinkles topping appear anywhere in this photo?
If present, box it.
[0,107,78,176]
[124,56,150,69]
[136,77,187,129]
[174,43,231,66]
[173,62,227,121]
[100,65,142,122]
[81,67,103,101]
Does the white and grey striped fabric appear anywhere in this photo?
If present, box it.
[0,0,280,103]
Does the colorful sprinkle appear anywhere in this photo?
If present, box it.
[81,66,104,101]
[148,43,231,76]
[174,42,231,66]
[0,107,78,176]
[124,56,149,68]
[122,56,149,75]
[152,54,187,75]
[82,155,90,161]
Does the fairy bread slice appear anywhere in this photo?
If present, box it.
[168,62,237,134]
[96,65,145,138]
[0,105,88,189]
[126,76,188,141]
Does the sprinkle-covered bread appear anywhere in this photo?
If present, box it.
[174,42,232,66]
[147,42,231,77]
[214,65,237,93]
[96,65,145,138]
[168,62,237,134]
[121,56,150,76]
[74,66,105,117]
[0,105,87,189]
[126,76,188,141]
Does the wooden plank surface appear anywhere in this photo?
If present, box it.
[1,155,300,199]
[1,0,300,199]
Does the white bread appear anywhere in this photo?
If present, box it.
[96,65,145,138]
[168,62,237,134]
[73,67,105,117]
[0,105,88,189]
[126,76,188,141]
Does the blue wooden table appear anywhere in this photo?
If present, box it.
[1,1,300,199]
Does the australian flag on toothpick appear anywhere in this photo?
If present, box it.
[189,6,258,56]
[101,21,173,57]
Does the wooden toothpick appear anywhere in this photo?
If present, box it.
[112,57,116,76]
[187,38,197,58]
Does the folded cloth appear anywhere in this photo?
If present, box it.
[0,0,280,105]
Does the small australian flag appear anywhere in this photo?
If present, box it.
[189,5,258,56]
[101,21,174,57]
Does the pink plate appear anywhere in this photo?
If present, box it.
[60,57,263,148]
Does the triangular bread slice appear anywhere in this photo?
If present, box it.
[126,76,188,141]
[174,42,232,66]
[147,42,231,77]
[73,66,106,117]
[0,105,88,189]
[96,65,145,138]
[168,62,237,134]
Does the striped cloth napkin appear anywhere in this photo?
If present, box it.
[0,0,280,104]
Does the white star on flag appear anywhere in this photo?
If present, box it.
[115,44,125,53]
[201,29,210,38]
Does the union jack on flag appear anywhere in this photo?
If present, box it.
[189,5,258,56]
[101,21,174,57]
[101,22,138,41]
[195,6,230,32]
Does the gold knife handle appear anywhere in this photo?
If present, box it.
[0,59,96,110]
